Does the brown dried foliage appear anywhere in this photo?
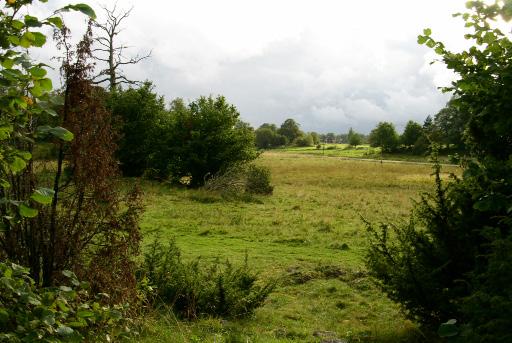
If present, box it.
[0,22,142,303]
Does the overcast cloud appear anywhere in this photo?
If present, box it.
[37,0,473,133]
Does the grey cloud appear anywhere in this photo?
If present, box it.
[140,32,449,134]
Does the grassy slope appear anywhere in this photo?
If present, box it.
[135,152,458,342]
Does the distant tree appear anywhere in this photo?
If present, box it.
[278,118,302,143]
[309,132,320,145]
[347,128,362,147]
[273,134,288,147]
[255,128,275,149]
[400,120,424,147]
[433,100,467,152]
[164,96,258,187]
[369,122,399,152]
[337,133,348,144]
[294,134,314,147]
[325,132,336,143]
[258,123,278,132]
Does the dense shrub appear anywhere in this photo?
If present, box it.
[245,165,273,195]
[203,164,274,198]
[0,262,132,342]
[203,166,247,197]
[162,96,258,187]
[141,239,275,319]
[108,82,168,177]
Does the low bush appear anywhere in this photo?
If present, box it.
[204,164,273,197]
[203,166,246,196]
[0,262,132,342]
[141,239,275,319]
[245,165,273,195]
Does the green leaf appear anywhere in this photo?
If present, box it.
[56,299,70,312]
[423,28,432,36]
[62,4,97,19]
[27,295,41,306]
[39,78,52,91]
[17,151,32,160]
[29,84,43,97]
[57,325,74,336]
[0,125,13,140]
[77,310,95,318]
[50,127,74,141]
[19,204,38,218]
[68,320,87,328]
[43,108,58,117]
[31,188,55,205]
[9,156,26,173]
[24,15,42,27]
[438,320,459,337]
[11,20,24,30]
[31,32,46,47]
[0,309,9,326]
[8,36,20,46]
[41,312,55,325]
[2,58,15,69]
[29,67,47,78]
[47,16,63,29]
[60,286,73,292]
[417,35,428,44]
[19,36,32,48]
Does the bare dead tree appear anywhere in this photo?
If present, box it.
[92,4,151,90]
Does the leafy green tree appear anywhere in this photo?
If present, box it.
[400,120,424,147]
[309,131,320,145]
[347,127,362,147]
[258,123,278,132]
[255,124,287,149]
[108,82,168,176]
[367,2,512,340]
[433,100,467,152]
[255,127,275,149]
[278,118,302,143]
[293,134,314,147]
[368,122,399,152]
[164,96,258,187]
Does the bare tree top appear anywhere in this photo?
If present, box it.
[92,4,151,90]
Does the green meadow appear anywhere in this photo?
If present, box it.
[274,145,451,163]
[135,152,459,342]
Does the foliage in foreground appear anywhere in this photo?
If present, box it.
[366,1,512,341]
[140,239,275,320]
[0,262,132,342]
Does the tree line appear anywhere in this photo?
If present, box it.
[255,99,466,156]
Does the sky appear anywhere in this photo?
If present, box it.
[34,0,474,133]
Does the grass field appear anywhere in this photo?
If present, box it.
[274,144,452,163]
[134,152,459,342]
